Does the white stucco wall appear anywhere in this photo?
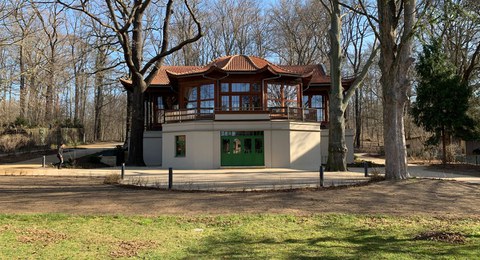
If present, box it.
[289,128,321,170]
[162,122,216,169]
[269,129,291,168]
[143,131,162,166]
[159,120,354,169]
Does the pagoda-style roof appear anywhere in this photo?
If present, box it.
[120,55,348,88]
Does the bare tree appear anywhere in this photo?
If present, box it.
[342,2,372,149]
[320,0,378,171]
[57,0,202,165]
[426,0,480,85]
[270,0,329,65]
[33,2,66,123]
[376,0,417,179]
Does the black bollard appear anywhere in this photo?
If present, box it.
[364,161,368,177]
[42,156,46,168]
[168,167,173,190]
[319,165,324,187]
[121,163,125,180]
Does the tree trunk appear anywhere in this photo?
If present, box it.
[94,46,106,141]
[382,75,409,179]
[378,0,415,180]
[442,127,447,165]
[45,52,55,124]
[73,65,81,123]
[325,0,347,171]
[354,88,362,149]
[19,44,27,120]
[125,90,132,146]
[127,76,146,166]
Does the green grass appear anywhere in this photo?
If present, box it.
[0,214,478,259]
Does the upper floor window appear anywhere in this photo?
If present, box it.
[220,82,261,111]
[267,83,300,108]
[303,94,326,122]
[185,84,214,113]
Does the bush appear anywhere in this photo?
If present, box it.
[14,117,29,127]
[0,134,32,154]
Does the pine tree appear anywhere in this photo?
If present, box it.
[411,39,475,164]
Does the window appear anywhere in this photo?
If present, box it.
[184,84,214,113]
[267,83,300,108]
[175,135,186,157]
[303,94,326,122]
[219,82,262,111]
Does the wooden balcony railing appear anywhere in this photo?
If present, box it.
[154,107,323,124]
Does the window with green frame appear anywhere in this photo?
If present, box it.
[175,135,186,157]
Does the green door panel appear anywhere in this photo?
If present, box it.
[221,134,264,166]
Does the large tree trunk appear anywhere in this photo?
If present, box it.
[127,76,146,166]
[378,0,416,180]
[325,0,347,171]
[382,73,409,179]
[94,46,106,141]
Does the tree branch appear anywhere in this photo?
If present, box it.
[57,0,118,31]
[143,0,203,84]
[342,43,379,110]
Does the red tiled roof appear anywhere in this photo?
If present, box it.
[122,55,334,86]
[280,65,330,84]
[151,66,202,85]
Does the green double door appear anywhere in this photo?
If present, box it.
[221,133,264,166]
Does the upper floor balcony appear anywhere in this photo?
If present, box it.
[146,106,328,130]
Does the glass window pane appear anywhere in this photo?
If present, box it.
[285,100,298,107]
[317,109,324,121]
[200,84,214,99]
[175,135,186,157]
[311,95,323,108]
[186,87,197,101]
[232,96,240,111]
[233,138,241,154]
[267,83,282,108]
[200,100,214,113]
[303,96,309,107]
[252,83,261,92]
[268,100,281,107]
[157,96,164,109]
[267,84,282,100]
[244,138,252,154]
[232,83,249,92]
[284,85,298,103]
[221,96,230,111]
[255,138,263,153]
[242,96,250,110]
[221,83,229,92]
[187,102,197,109]
[252,96,261,110]
[222,139,230,154]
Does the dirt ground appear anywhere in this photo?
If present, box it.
[0,176,478,218]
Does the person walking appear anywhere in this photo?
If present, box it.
[56,143,65,169]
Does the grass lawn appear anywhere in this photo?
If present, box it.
[0,214,478,259]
